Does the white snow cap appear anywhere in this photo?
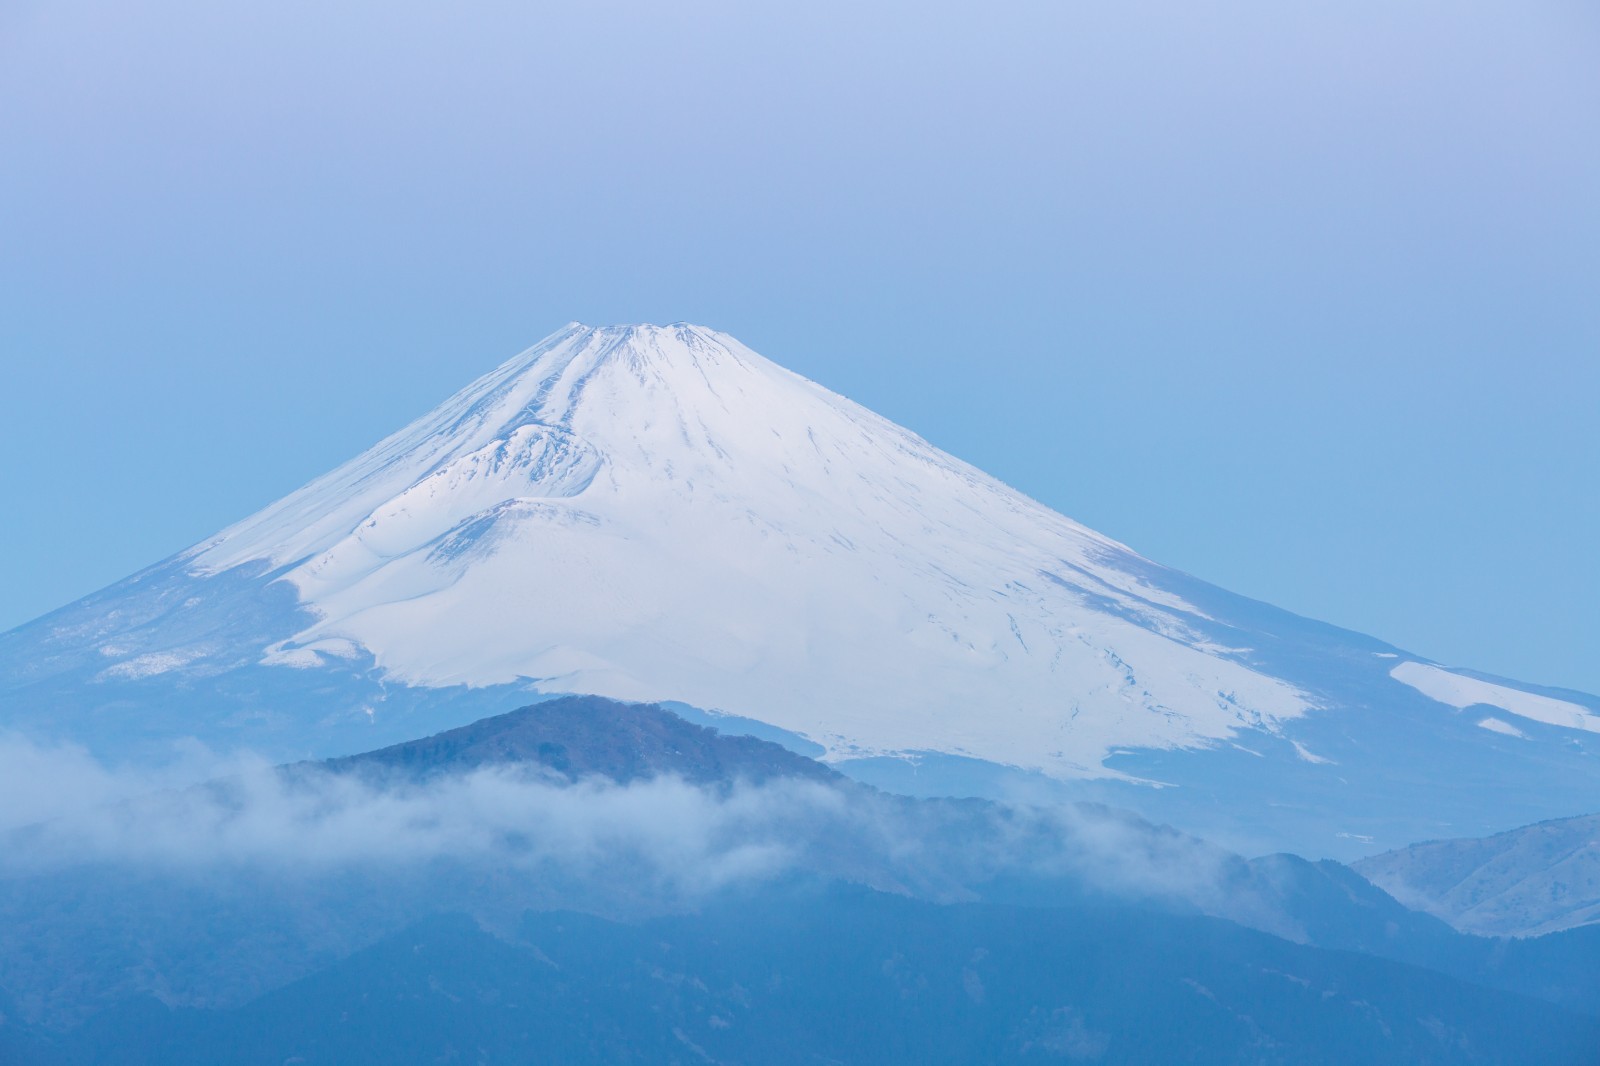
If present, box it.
[191,323,1312,776]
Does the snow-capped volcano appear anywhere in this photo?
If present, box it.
[189,323,1307,773]
[3,322,1596,856]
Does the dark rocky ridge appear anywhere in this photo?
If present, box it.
[317,694,842,787]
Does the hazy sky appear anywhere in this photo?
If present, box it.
[2,1,1596,693]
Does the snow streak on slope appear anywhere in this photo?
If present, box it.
[187,324,1309,776]
[1389,662,1600,734]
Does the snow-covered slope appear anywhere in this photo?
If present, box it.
[2,323,1596,856]
[187,322,1307,774]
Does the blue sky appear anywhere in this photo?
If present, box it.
[2,1,1596,693]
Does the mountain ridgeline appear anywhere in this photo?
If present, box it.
[1355,812,1600,938]
[316,693,841,787]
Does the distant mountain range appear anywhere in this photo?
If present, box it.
[4,697,1598,1064]
[2,323,1596,858]
[20,900,1599,1066]
[1356,812,1600,937]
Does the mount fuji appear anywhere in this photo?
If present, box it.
[2,323,1595,857]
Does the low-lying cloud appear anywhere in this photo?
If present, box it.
[0,732,1267,917]
[0,737,850,895]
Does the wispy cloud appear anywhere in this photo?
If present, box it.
[0,733,1262,918]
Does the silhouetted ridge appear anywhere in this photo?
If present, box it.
[320,695,841,786]
[36,895,1600,1065]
